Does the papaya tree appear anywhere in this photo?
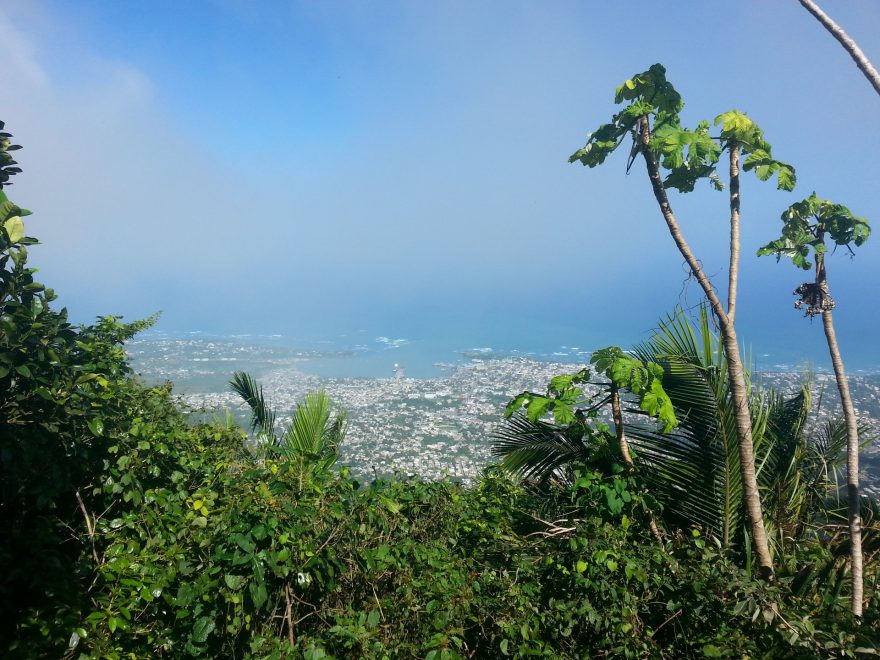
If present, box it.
[497,346,676,541]
[758,193,870,616]
[569,64,795,578]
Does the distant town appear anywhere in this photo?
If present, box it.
[129,338,880,496]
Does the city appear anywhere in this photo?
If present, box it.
[129,338,880,495]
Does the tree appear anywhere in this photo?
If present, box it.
[569,65,795,578]
[495,309,839,560]
[796,0,880,97]
[630,308,852,559]
[499,348,677,473]
[230,371,346,470]
[758,193,871,616]
[497,345,676,541]
[1,120,162,653]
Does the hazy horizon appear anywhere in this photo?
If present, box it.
[2,0,878,372]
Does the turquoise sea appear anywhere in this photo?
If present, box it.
[130,310,880,384]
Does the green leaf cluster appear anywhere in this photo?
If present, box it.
[504,367,590,425]
[716,110,796,191]
[651,119,722,192]
[569,66,795,194]
[568,64,682,170]
[0,120,24,187]
[497,347,678,486]
[758,192,871,270]
[590,346,678,432]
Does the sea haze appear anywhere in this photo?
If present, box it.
[127,327,880,494]
[130,302,880,382]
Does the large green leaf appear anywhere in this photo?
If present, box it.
[3,215,23,242]
[759,193,871,280]
[283,390,345,460]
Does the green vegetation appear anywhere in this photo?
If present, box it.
[567,63,876,618]
[569,63,796,578]
[230,371,346,467]
[1,58,879,658]
[760,194,872,615]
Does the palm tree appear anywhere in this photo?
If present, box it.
[633,310,879,608]
[492,413,619,487]
[493,308,848,560]
[229,371,346,468]
[627,307,772,550]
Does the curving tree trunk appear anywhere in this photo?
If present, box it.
[798,0,880,617]
[797,0,880,97]
[637,116,775,578]
[796,0,872,616]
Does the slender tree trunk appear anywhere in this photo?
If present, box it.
[815,255,863,617]
[728,144,741,324]
[637,116,775,578]
[610,387,663,543]
[822,310,864,616]
[798,0,880,97]
[610,387,635,467]
[284,583,296,645]
[796,0,872,613]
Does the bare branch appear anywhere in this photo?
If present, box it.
[524,512,580,538]
[75,489,101,565]
[798,0,880,97]
[284,584,296,646]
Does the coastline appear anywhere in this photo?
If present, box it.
[126,337,880,496]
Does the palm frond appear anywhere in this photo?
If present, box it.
[229,374,345,466]
[760,386,813,552]
[792,493,880,600]
[283,390,345,460]
[229,370,277,440]
[492,414,616,485]
[629,306,749,545]
[493,305,856,562]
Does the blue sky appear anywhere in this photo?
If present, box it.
[1,0,879,365]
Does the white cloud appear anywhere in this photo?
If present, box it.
[0,3,248,324]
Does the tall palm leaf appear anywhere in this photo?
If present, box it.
[758,388,858,555]
[229,371,345,463]
[628,307,768,548]
[282,390,346,461]
[230,371,276,440]
[759,387,813,553]
[791,493,880,599]
[629,308,859,557]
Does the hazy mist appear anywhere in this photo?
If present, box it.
[2,0,879,363]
